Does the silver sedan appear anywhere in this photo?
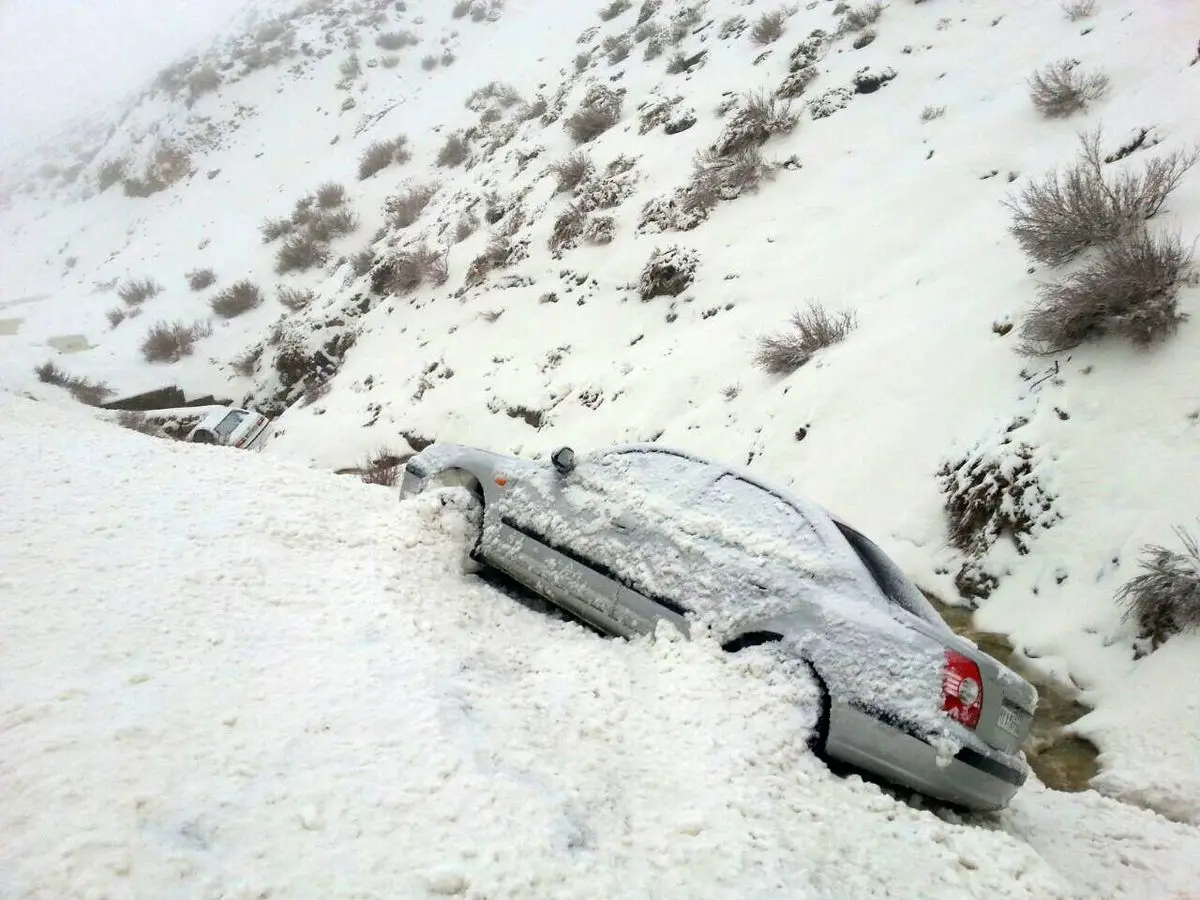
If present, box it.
[399,441,1037,811]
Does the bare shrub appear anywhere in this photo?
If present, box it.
[386,182,439,227]
[599,0,632,21]
[921,105,946,122]
[1028,59,1109,118]
[117,278,162,306]
[276,232,329,274]
[454,213,480,243]
[637,0,661,24]
[209,279,264,318]
[841,1,883,32]
[186,268,217,290]
[549,204,588,253]
[605,35,632,64]
[421,54,439,71]
[1017,231,1192,355]
[751,9,787,45]
[380,54,400,68]
[691,146,773,201]
[754,304,856,374]
[350,247,377,277]
[1005,131,1200,266]
[436,132,469,167]
[38,362,115,406]
[122,144,192,197]
[378,243,449,294]
[565,85,622,144]
[261,217,294,243]
[375,31,406,50]
[140,319,213,363]
[550,152,595,195]
[186,65,222,103]
[464,234,516,287]
[34,361,66,385]
[453,0,472,17]
[97,158,127,191]
[1062,0,1096,21]
[116,410,162,436]
[278,286,315,311]
[1117,526,1200,651]
[106,307,127,328]
[307,208,358,241]
[441,49,457,67]
[358,136,412,180]
[360,448,403,486]
[339,53,362,82]
[315,181,346,208]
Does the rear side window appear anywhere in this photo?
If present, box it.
[834,522,944,627]
[213,410,247,440]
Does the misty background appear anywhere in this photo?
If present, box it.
[0,0,252,158]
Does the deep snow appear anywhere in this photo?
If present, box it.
[2,0,1200,892]
[4,391,1200,899]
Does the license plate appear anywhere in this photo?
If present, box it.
[997,704,1023,737]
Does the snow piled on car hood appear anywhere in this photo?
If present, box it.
[0,390,1081,900]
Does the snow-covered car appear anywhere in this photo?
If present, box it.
[186,407,270,450]
[400,441,1038,811]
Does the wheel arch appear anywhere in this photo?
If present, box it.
[721,630,831,756]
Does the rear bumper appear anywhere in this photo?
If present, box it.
[825,701,1027,812]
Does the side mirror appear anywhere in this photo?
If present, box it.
[550,446,576,475]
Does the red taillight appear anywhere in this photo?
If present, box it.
[943,650,983,729]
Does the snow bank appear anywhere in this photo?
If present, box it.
[0,391,1073,899]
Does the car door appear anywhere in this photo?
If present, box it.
[488,448,709,637]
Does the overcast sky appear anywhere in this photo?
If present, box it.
[0,0,252,153]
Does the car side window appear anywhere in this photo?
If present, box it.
[587,449,703,499]
[694,473,808,546]
[834,523,944,626]
[213,410,247,440]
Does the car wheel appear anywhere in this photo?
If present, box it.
[435,486,484,574]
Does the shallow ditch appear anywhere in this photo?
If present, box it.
[927,596,1100,792]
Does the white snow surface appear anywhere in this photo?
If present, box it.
[3,391,1200,900]
[3,0,1200,891]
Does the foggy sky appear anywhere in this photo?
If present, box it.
[0,0,252,153]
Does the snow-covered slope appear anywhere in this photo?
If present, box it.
[2,0,1200,880]
[4,390,1200,899]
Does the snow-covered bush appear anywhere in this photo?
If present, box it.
[275,231,329,274]
[777,65,818,99]
[1117,526,1200,652]
[937,429,1060,559]
[1027,59,1109,118]
[1005,130,1199,266]
[754,304,856,375]
[140,319,213,363]
[385,182,439,228]
[840,2,883,33]
[638,245,698,300]
[565,84,623,144]
[374,243,449,295]
[277,286,315,311]
[598,0,632,22]
[712,92,797,157]
[209,280,264,318]
[122,144,193,197]
[1062,0,1095,21]
[809,87,852,120]
[550,151,595,194]
[1018,231,1191,355]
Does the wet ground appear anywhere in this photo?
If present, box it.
[928,597,1100,792]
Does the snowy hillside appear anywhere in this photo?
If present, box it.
[4,389,1200,899]
[3,0,1200,891]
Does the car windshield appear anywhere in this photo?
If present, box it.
[213,410,248,439]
